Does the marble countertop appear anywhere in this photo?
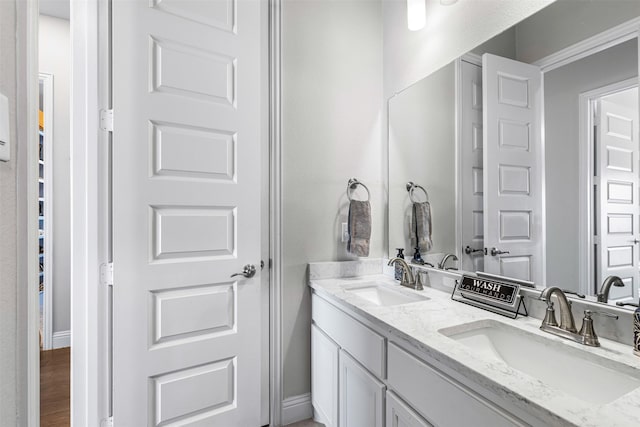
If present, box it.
[309,273,640,427]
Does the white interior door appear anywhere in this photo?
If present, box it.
[112,0,266,425]
[482,53,544,284]
[597,98,639,302]
[459,60,484,272]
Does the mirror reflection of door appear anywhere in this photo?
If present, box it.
[481,54,544,284]
[594,86,640,303]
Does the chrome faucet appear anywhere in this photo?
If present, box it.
[597,275,625,303]
[438,253,458,270]
[539,287,618,347]
[388,257,423,290]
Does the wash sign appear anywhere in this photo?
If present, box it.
[458,275,519,307]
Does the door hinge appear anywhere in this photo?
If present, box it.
[100,109,114,132]
[101,416,114,427]
[101,262,114,286]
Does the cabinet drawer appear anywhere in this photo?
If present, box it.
[312,294,385,378]
[387,343,523,427]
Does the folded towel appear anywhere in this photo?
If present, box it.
[347,200,371,257]
[410,201,432,252]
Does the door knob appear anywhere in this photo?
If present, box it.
[231,264,257,279]
[490,248,510,256]
[464,245,486,255]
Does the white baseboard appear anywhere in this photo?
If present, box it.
[282,392,313,426]
[52,330,71,349]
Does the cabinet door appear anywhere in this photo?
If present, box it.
[339,349,385,427]
[386,391,432,427]
[312,325,339,427]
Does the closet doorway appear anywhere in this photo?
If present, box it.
[38,3,72,425]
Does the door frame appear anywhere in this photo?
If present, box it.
[578,78,639,296]
[530,15,640,294]
[26,1,281,426]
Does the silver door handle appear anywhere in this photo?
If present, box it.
[490,248,510,256]
[464,245,486,255]
[231,264,257,279]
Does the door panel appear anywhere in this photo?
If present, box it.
[386,391,432,427]
[482,54,543,284]
[339,349,385,427]
[597,98,639,302]
[112,0,266,425]
[311,325,339,427]
[460,60,485,272]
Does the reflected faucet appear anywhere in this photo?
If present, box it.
[597,276,625,303]
[438,253,458,270]
[388,257,422,290]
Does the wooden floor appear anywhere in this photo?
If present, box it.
[40,347,70,427]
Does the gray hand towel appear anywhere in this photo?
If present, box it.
[348,200,371,257]
[410,201,432,252]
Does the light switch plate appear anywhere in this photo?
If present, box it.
[0,93,10,162]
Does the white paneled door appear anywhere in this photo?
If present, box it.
[597,98,639,302]
[112,0,266,425]
[482,54,544,284]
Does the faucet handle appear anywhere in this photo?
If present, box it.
[578,310,618,347]
[541,300,559,327]
[584,309,619,320]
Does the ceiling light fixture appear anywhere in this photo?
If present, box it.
[407,0,426,31]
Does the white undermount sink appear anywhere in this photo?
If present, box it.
[439,320,640,404]
[344,282,429,306]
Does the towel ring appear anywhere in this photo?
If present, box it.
[406,182,429,203]
[347,178,371,202]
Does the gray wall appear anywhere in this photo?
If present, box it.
[281,0,384,398]
[39,14,71,337]
[0,0,28,423]
[544,39,638,291]
[388,63,456,257]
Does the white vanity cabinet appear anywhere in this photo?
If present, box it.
[312,294,387,427]
[311,291,536,427]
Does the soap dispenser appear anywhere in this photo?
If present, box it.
[412,246,425,265]
[394,248,405,281]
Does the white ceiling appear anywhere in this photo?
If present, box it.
[40,0,70,20]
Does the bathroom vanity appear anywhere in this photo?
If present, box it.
[309,261,640,427]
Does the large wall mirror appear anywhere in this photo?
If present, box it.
[388,0,640,309]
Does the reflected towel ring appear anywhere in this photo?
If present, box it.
[406,182,429,203]
[347,178,371,202]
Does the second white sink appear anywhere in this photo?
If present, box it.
[345,282,429,306]
[439,320,640,404]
